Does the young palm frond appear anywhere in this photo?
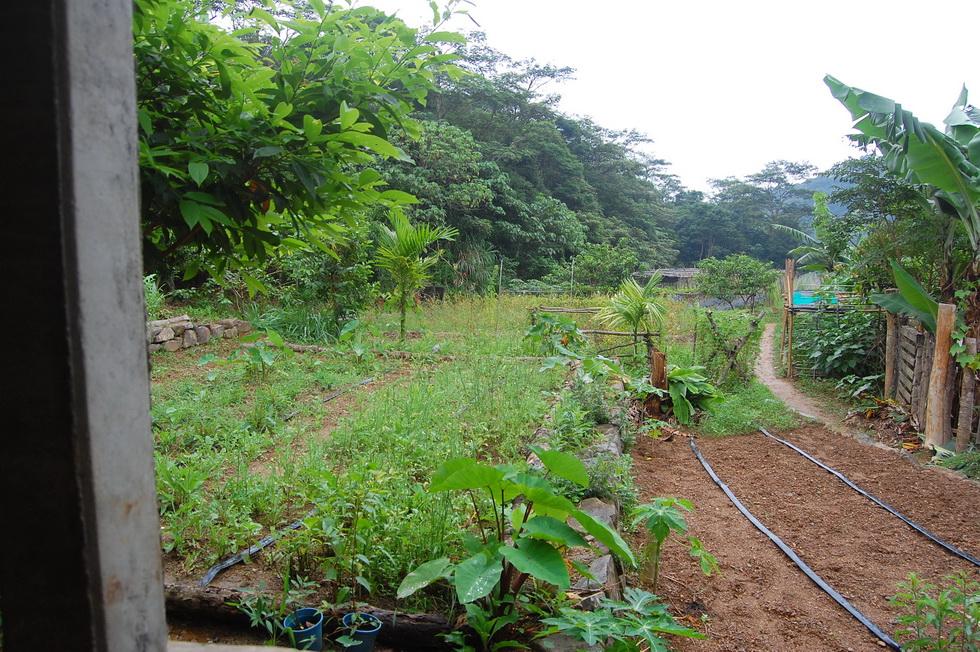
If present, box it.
[595,273,666,354]
[375,213,458,341]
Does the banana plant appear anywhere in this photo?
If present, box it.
[397,449,636,645]
[870,259,939,333]
[825,76,980,304]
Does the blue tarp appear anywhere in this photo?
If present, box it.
[793,291,838,306]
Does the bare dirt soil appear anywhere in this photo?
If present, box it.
[627,323,980,651]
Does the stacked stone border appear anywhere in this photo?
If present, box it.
[146,315,251,353]
[528,363,632,651]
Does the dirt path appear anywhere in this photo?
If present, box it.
[630,323,980,651]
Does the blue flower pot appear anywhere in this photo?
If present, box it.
[284,608,323,651]
[341,612,382,652]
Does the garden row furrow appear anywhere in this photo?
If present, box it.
[677,426,980,649]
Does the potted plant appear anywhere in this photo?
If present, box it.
[323,468,383,650]
[283,607,324,651]
[339,612,382,651]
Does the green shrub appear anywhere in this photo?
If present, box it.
[696,254,779,310]
[793,307,885,394]
[891,571,980,650]
[144,274,167,319]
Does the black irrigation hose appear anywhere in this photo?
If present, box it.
[689,436,902,650]
[284,369,397,421]
[753,422,980,568]
[198,516,308,587]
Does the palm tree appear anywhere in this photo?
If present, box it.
[595,273,667,356]
[375,214,458,341]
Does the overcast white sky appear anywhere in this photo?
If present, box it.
[359,0,978,193]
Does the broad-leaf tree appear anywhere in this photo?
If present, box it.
[696,254,779,310]
[135,0,465,288]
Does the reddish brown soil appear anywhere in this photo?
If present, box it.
[625,323,980,651]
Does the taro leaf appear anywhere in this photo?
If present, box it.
[529,445,589,488]
[523,486,576,518]
[500,539,569,588]
[521,515,589,548]
[668,383,693,425]
[430,458,505,492]
[396,557,451,599]
[265,329,292,355]
[453,553,503,603]
[572,509,637,568]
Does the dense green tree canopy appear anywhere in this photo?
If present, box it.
[136,0,464,288]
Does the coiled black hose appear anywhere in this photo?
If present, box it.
[753,422,980,568]
[689,436,902,650]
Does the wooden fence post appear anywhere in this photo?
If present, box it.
[884,312,897,398]
[925,303,956,448]
[784,258,795,378]
[956,338,977,453]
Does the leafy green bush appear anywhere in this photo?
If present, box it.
[277,229,377,331]
[540,587,705,650]
[144,274,167,319]
[694,308,763,385]
[397,453,636,649]
[793,307,885,395]
[890,571,980,650]
[696,254,780,310]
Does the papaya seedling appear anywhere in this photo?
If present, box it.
[631,497,718,592]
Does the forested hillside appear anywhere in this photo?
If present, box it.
[374,33,824,283]
[138,1,827,299]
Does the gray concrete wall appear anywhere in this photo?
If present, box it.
[1,0,167,649]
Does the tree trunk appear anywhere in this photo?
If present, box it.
[957,339,977,453]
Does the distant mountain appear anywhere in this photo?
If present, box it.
[799,175,852,216]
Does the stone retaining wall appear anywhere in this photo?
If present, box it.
[146,315,251,353]
[529,372,631,651]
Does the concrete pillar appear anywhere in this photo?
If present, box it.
[1,1,167,650]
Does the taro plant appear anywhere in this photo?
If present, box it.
[665,365,722,425]
[336,318,382,364]
[397,449,637,651]
[890,571,980,650]
[199,329,294,381]
[631,498,718,592]
[539,586,705,651]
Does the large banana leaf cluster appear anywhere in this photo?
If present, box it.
[825,76,980,254]
[397,448,635,611]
